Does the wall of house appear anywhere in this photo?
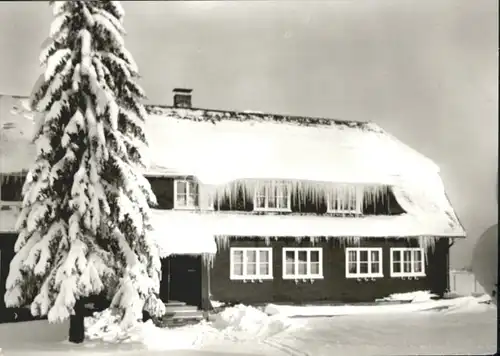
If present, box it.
[209,237,449,304]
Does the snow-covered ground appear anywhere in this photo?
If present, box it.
[0,292,496,355]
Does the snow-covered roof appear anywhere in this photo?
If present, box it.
[0,96,465,238]
[149,209,217,257]
[145,106,440,185]
[149,209,463,240]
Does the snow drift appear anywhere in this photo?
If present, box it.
[265,291,494,318]
[84,304,295,350]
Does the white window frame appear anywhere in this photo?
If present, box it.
[282,247,324,280]
[173,179,199,209]
[253,181,292,212]
[345,247,383,279]
[229,247,273,280]
[327,185,363,214]
[390,248,426,278]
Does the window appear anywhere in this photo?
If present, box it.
[174,179,199,209]
[345,247,383,278]
[254,181,291,212]
[327,185,362,214]
[390,248,425,277]
[282,248,323,279]
[230,247,273,280]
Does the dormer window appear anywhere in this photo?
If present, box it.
[174,179,199,209]
[327,185,363,214]
[254,181,291,212]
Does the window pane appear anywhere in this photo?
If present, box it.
[371,262,380,274]
[187,194,196,207]
[255,196,266,208]
[393,262,401,273]
[360,262,369,273]
[413,250,422,262]
[256,186,266,197]
[360,250,368,262]
[310,262,320,275]
[403,261,411,273]
[285,262,294,275]
[349,188,357,210]
[348,250,357,262]
[176,181,187,194]
[285,251,295,262]
[413,260,422,273]
[268,197,276,208]
[348,262,357,273]
[259,250,269,263]
[259,263,269,275]
[233,250,243,263]
[233,263,243,276]
[310,251,320,263]
[403,251,411,262]
[298,262,307,275]
[247,263,257,275]
[188,181,198,195]
[370,251,379,262]
[247,250,257,263]
[392,250,401,262]
[177,194,187,206]
[298,251,307,262]
[277,195,288,209]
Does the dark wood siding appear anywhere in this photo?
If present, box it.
[147,177,175,210]
[209,237,449,304]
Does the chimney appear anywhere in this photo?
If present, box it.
[173,88,193,108]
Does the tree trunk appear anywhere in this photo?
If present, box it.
[68,301,85,344]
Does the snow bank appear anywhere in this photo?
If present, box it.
[85,309,205,350]
[208,304,295,341]
[265,294,494,318]
[84,304,295,351]
[376,290,437,303]
[443,294,493,314]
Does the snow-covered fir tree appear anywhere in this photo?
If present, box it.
[4,0,165,327]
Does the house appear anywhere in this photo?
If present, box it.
[0,90,466,320]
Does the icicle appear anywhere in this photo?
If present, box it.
[215,235,230,250]
[264,236,271,246]
[416,235,437,261]
[202,253,215,268]
[212,179,391,213]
